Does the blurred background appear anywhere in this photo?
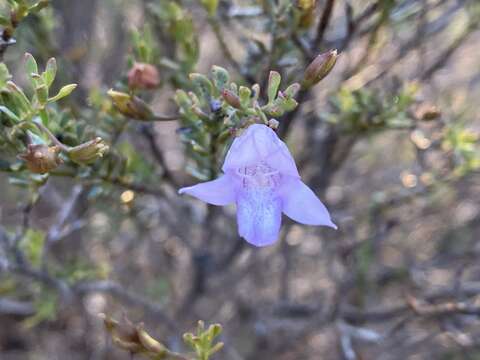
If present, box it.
[0,0,480,359]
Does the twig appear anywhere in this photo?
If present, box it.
[313,0,336,51]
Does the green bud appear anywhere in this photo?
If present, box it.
[208,323,222,338]
[48,84,77,102]
[19,144,62,174]
[303,49,338,88]
[67,137,109,165]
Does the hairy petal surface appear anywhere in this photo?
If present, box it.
[223,124,299,177]
[178,175,235,206]
[236,187,282,247]
[280,177,337,229]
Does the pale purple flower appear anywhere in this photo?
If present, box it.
[179,124,337,247]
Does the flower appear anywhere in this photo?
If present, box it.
[179,124,337,247]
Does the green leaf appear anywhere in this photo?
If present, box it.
[284,83,301,98]
[189,73,213,102]
[6,81,32,115]
[43,58,57,88]
[267,71,281,103]
[0,63,12,88]
[0,105,21,123]
[0,15,10,27]
[24,52,39,77]
[211,65,229,91]
[48,84,77,102]
[19,229,45,267]
[238,86,251,108]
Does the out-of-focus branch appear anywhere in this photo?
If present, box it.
[140,125,177,186]
[313,0,336,51]
[74,280,179,331]
[0,298,35,316]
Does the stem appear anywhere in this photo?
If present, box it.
[33,121,70,151]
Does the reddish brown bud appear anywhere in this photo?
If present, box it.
[127,62,160,89]
[19,144,62,174]
[303,50,338,88]
[221,89,241,109]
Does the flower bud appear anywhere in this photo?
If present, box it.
[267,119,279,129]
[222,89,241,109]
[67,137,109,165]
[108,90,154,120]
[19,144,62,174]
[127,62,160,90]
[303,49,338,88]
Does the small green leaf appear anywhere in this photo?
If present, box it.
[0,15,10,27]
[0,63,12,88]
[6,81,32,115]
[284,83,301,98]
[24,52,39,77]
[267,71,281,103]
[19,229,46,267]
[0,105,21,123]
[211,65,229,91]
[48,84,77,102]
[238,86,251,108]
[189,73,213,102]
[43,58,57,88]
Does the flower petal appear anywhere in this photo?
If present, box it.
[222,124,299,177]
[280,178,337,229]
[236,188,282,247]
[178,175,235,206]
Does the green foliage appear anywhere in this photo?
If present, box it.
[328,83,418,133]
[443,123,480,176]
[175,66,301,179]
[183,321,224,360]
[19,228,45,267]
[23,291,57,329]
[0,53,108,183]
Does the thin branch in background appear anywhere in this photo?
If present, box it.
[140,125,177,186]
[420,21,479,81]
[313,0,336,51]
